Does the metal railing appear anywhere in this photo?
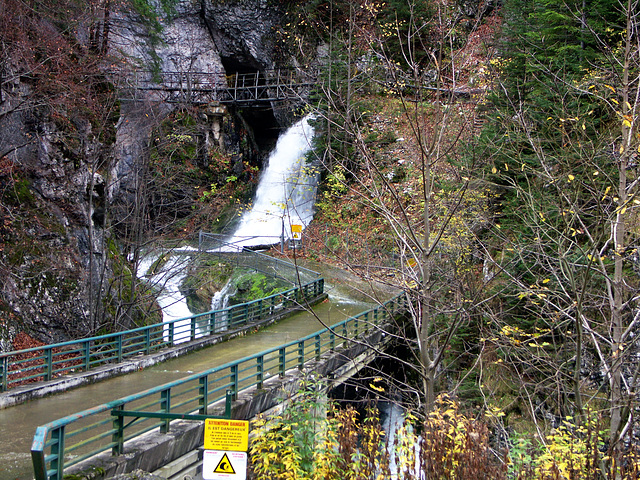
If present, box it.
[31,294,407,480]
[0,278,324,393]
[198,232,320,284]
[117,69,314,105]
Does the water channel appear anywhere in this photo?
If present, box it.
[0,268,388,480]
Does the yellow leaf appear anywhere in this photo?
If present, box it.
[593,170,599,176]
[492,166,497,174]
[623,119,632,128]
[568,174,575,182]
[542,278,550,284]
[605,84,616,93]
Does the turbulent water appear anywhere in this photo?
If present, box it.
[229,115,318,247]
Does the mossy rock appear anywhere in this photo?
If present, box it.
[228,271,290,306]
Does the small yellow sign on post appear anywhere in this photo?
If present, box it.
[291,224,303,240]
[204,419,249,452]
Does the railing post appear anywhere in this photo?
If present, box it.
[364,311,369,334]
[31,426,48,480]
[191,316,197,341]
[199,375,209,414]
[145,329,151,355]
[1,355,7,392]
[230,365,238,400]
[209,311,216,335]
[168,322,175,347]
[257,355,264,389]
[84,340,91,372]
[50,426,65,480]
[112,405,124,455]
[297,341,305,370]
[45,347,53,381]
[225,389,233,418]
[279,347,286,377]
[330,330,335,351]
[117,335,123,363]
[315,334,321,361]
[160,388,171,433]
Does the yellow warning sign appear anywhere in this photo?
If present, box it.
[203,450,247,480]
[291,224,303,240]
[204,419,249,452]
[214,453,236,474]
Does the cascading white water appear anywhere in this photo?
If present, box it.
[136,116,318,336]
[229,115,317,247]
[137,253,194,343]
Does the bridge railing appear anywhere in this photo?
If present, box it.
[0,278,324,393]
[117,69,314,104]
[31,294,407,480]
[198,232,320,284]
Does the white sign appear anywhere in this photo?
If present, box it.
[291,224,303,240]
[203,450,247,480]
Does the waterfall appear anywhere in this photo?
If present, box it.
[209,279,236,332]
[229,115,317,248]
[138,253,194,343]
[135,116,317,337]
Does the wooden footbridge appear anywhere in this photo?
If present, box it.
[118,69,315,105]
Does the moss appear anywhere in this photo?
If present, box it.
[228,271,290,306]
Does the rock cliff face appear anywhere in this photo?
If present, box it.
[0,0,291,346]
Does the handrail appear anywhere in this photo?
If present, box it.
[0,277,324,393]
[31,294,407,480]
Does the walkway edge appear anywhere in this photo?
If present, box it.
[0,294,326,410]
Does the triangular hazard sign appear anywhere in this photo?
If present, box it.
[213,453,236,475]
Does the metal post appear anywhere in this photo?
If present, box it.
[257,355,264,389]
[112,405,124,455]
[279,347,286,377]
[1,355,7,391]
[50,426,65,480]
[315,334,321,361]
[168,322,175,347]
[199,376,209,414]
[160,389,171,433]
[191,316,197,341]
[225,390,233,418]
[84,341,91,372]
[117,335,123,363]
[230,365,238,400]
[209,311,216,335]
[281,217,285,253]
[297,341,305,370]
[145,329,151,355]
[45,347,53,381]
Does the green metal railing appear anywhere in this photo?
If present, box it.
[31,294,407,480]
[0,278,324,392]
